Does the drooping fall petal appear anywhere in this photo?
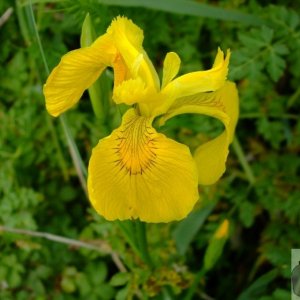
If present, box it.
[160,81,239,185]
[87,109,199,223]
[44,34,114,117]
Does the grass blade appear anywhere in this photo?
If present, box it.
[172,202,215,255]
[96,0,264,25]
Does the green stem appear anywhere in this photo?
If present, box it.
[80,13,110,123]
[22,1,69,180]
[46,114,69,180]
[232,136,255,185]
[240,112,298,120]
[184,268,207,300]
[116,220,154,268]
[135,220,154,268]
[0,225,126,272]
[288,86,300,108]
[60,115,88,196]
[28,0,88,195]
[16,1,31,46]
[116,221,143,258]
[28,0,49,75]
[88,80,106,121]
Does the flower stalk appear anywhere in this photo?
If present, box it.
[80,13,108,123]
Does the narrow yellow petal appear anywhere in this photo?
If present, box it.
[213,219,230,239]
[108,16,160,90]
[44,34,115,117]
[162,52,181,89]
[160,81,239,185]
[160,49,230,113]
[88,108,199,223]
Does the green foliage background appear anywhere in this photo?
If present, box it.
[1,0,300,299]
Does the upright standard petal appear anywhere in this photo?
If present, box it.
[107,17,160,90]
[161,52,181,89]
[88,109,199,223]
[160,81,239,185]
[44,16,159,117]
[158,49,230,114]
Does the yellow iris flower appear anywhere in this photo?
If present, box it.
[43,17,239,223]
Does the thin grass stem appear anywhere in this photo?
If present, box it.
[0,225,126,272]
[28,0,88,195]
[232,136,255,185]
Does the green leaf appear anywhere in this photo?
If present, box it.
[273,43,289,55]
[267,49,286,82]
[260,26,274,43]
[96,284,115,299]
[288,10,299,29]
[115,285,130,300]
[110,272,131,287]
[90,262,107,284]
[172,202,215,255]
[270,288,291,300]
[96,0,263,25]
[61,276,76,293]
[237,269,278,300]
[239,33,266,49]
[80,13,97,47]
[239,202,255,228]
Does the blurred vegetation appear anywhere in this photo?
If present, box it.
[1,0,300,299]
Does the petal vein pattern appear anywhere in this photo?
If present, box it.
[160,82,239,185]
[88,109,199,222]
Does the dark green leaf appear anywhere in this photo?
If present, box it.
[237,270,279,300]
[239,202,255,228]
[267,49,286,81]
[172,202,215,255]
[96,0,263,25]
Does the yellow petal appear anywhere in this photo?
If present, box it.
[160,81,239,185]
[44,17,159,117]
[108,17,160,90]
[88,108,199,223]
[44,34,115,117]
[160,49,230,113]
[162,52,181,89]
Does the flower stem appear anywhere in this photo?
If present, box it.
[60,115,88,196]
[184,268,207,300]
[116,220,142,257]
[232,136,255,185]
[116,220,154,268]
[80,13,111,123]
[134,220,154,268]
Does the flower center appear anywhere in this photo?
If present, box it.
[114,111,157,175]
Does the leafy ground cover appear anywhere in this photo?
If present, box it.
[1,0,300,299]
